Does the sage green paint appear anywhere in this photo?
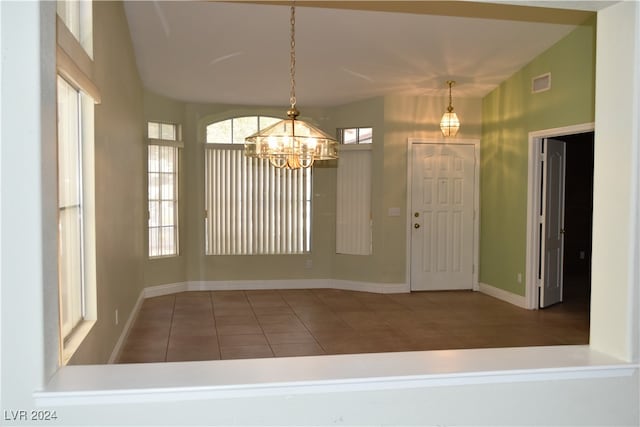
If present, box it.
[70,1,146,364]
[326,97,386,283]
[142,91,187,287]
[143,94,482,286]
[382,95,483,283]
[183,103,337,281]
[480,17,596,295]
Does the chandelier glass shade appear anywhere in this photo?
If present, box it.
[244,3,338,169]
[245,108,338,169]
[440,80,460,137]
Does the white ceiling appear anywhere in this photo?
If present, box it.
[123,1,602,107]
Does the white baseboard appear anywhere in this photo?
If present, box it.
[478,282,528,309]
[144,282,188,298]
[186,279,409,294]
[107,290,145,364]
[186,279,326,292]
[331,280,410,294]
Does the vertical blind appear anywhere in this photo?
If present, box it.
[336,149,372,255]
[205,146,312,255]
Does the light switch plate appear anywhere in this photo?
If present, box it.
[388,207,401,217]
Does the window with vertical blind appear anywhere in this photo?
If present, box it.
[147,121,181,258]
[336,147,373,255]
[205,116,312,255]
[336,127,373,255]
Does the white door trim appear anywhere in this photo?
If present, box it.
[406,138,480,292]
[525,123,594,309]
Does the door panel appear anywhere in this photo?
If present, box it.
[411,144,475,291]
[541,138,566,307]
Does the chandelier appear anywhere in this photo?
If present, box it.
[245,3,338,169]
[440,80,460,137]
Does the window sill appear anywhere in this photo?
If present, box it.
[36,345,636,406]
[61,319,96,365]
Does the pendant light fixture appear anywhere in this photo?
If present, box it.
[244,2,338,169]
[440,80,460,137]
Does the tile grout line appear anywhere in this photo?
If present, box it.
[164,295,177,362]
[278,289,327,355]
[243,290,275,359]
[209,291,222,360]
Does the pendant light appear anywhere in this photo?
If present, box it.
[244,3,338,169]
[440,80,460,137]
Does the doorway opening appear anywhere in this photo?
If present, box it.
[525,124,594,312]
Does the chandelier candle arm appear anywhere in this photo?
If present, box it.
[244,2,338,170]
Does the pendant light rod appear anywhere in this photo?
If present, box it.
[440,80,460,137]
[288,2,298,117]
[446,80,455,112]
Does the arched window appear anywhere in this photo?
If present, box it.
[204,116,312,255]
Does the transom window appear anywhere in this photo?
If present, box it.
[204,116,312,255]
[56,0,93,57]
[337,127,373,144]
[206,116,281,144]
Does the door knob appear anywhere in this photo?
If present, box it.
[414,223,420,229]
[560,229,566,234]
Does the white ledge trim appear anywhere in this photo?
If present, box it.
[36,346,636,406]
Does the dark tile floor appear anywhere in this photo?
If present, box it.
[117,284,590,363]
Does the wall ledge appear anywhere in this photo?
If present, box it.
[37,346,636,406]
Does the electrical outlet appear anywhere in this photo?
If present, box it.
[305,259,313,269]
[517,273,522,284]
[115,309,119,325]
[579,251,585,260]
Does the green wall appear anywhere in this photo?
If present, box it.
[71,1,145,364]
[70,6,597,364]
[182,103,336,282]
[479,17,596,295]
[143,94,482,286]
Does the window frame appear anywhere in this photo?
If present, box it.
[337,127,373,145]
[56,74,97,365]
[147,121,182,259]
[204,116,313,256]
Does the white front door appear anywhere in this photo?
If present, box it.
[410,143,475,291]
[540,138,566,307]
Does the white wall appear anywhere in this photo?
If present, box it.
[0,1,638,426]
[590,0,640,362]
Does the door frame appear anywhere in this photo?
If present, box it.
[525,123,594,309]
[406,138,480,292]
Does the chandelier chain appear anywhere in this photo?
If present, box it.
[289,3,296,109]
[447,80,455,113]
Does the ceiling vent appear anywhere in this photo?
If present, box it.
[532,72,551,93]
